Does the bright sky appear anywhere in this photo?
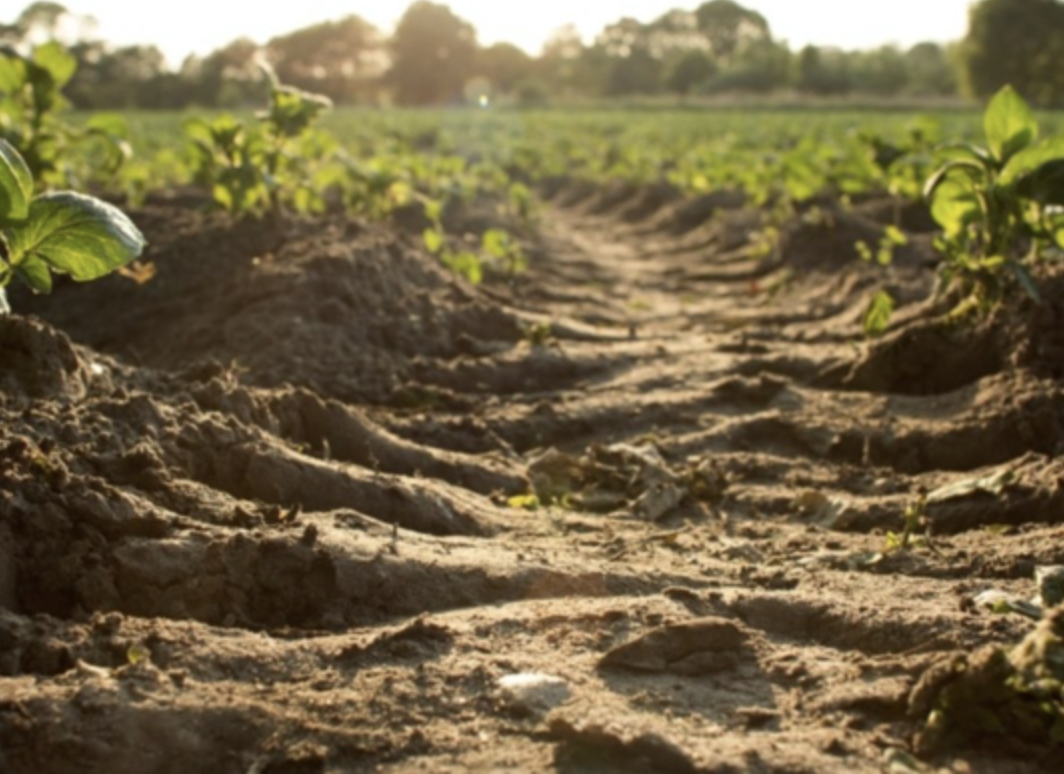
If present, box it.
[45,1,973,68]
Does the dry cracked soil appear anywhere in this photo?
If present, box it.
[1,181,1064,773]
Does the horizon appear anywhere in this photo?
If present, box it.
[37,1,973,69]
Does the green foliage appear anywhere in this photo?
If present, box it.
[184,65,332,217]
[0,42,130,186]
[0,136,145,306]
[924,85,1064,316]
[862,290,896,338]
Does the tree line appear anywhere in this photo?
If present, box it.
[2,0,1062,108]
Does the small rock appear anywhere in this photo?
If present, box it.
[496,672,572,716]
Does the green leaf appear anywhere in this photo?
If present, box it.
[923,159,984,201]
[936,142,992,165]
[984,85,1038,164]
[0,137,33,223]
[263,85,331,139]
[1000,137,1064,185]
[0,51,28,94]
[863,290,895,338]
[423,228,444,255]
[5,191,146,283]
[481,228,510,259]
[31,42,76,88]
[14,253,52,293]
[443,250,482,285]
[930,177,981,236]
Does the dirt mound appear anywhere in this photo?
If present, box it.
[11,206,524,404]
[822,263,1064,396]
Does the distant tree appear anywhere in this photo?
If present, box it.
[387,2,477,105]
[2,3,97,47]
[478,42,533,93]
[67,43,167,108]
[664,49,717,95]
[596,17,662,96]
[183,37,262,107]
[904,42,958,96]
[962,0,1064,105]
[266,16,383,104]
[694,0,771,65]
[705,38,791,93]
[537,24,587,96]
[850,46,908,96]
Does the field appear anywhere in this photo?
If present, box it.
[3,100,1064,774]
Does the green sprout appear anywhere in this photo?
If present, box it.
[0,136,145,311]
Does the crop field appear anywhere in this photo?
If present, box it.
[3,48,1064,774]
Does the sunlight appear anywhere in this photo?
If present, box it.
[71,0,972,68]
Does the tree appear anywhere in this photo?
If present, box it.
[2,3,97,47]
[904,42,958,97]
[183,37,262,107]
[962,0,1064,105]
[387,2,477,105]
[477,42,533,93]
[266,16,384,104]
[664,49,716,95]
[596,18,662,96]
[694,0,771,65]
[67,43,167,108]
[850,46,908,96]
[538,24,595,97]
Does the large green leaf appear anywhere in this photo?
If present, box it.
[31,42,76,88]
[1000,137,1064,185]
[5,191,145,282]
[929,176,981,236]
[0,50,28,94]
[14,252,53,293]
[0,137,33,223]
[985,85,1038,164]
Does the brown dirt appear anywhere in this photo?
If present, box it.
[2,185,1063,773]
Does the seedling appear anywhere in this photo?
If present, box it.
[924,85,1064,318]
[0,137,145,310]
[421,199,483,284]
[185,64,332,217]
[0,43,131,186]
[481,228,526,278]
[885,493,927,552]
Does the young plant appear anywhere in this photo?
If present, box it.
[0,137,145,312]
[422,199,483,285]
[184,64,332,217]
[0,43,131,186]
[481,227,526,279]
[924,85,1064,317]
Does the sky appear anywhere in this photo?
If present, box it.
[39,1,974,68]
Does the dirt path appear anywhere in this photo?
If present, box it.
[2,187,1063,772]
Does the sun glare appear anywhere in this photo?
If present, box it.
[74,0,972,68]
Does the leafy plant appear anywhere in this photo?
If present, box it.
[185,64,332,217]
[421,199,483,284]
[862,290,896,338]
[481,227,526,278]
[0,42,131,186]
[0,137,145,311]
[924,85,1064,317]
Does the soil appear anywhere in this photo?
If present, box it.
[2,182,1063,773]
